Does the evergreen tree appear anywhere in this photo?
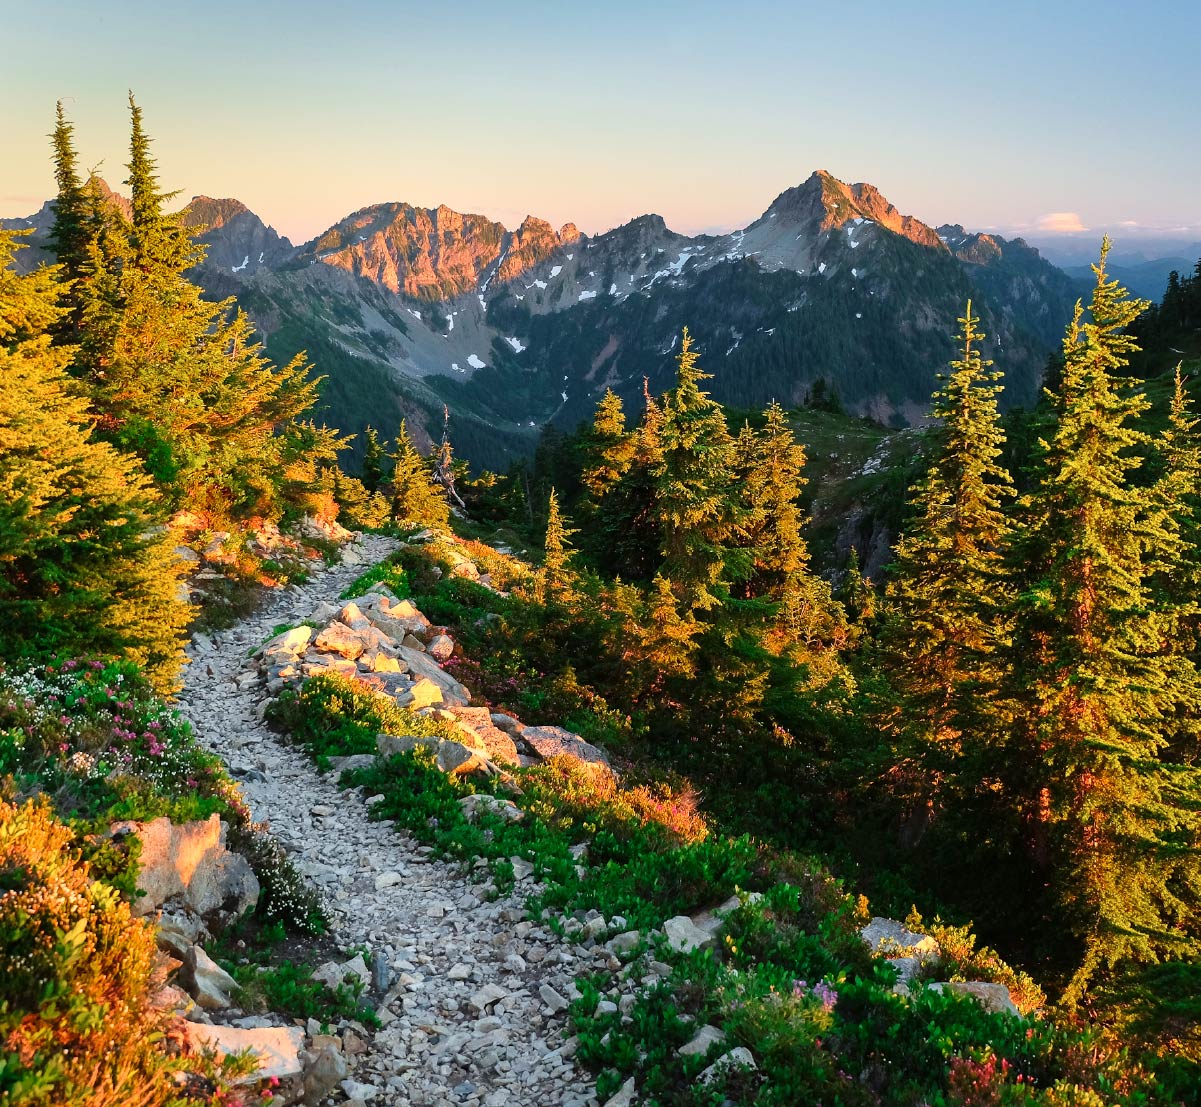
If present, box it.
[1147,364,1201,765]
[880,301,1015,769]
[739,402,851,683]
[1009,242,1201,1003]
[46,102,89,341]
[633,574,700,693]
[585,381,663,581]
[0,231,187,690]
[538,489,578,607]
[67,97,321,518]
[432,407,466,510]
[124,92,193,272]
[839,546,876,627]
[654,329,746,611]
[581,389,634,497]
[361,426,387,493]
[739,402,810,593]
[390,420,449,529]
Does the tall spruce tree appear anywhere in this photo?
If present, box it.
[62,97,321,520]
[47,102,89,342]
[654,329,745,611]
[390,420,449,529]
[584,382,663,581]
[581,389,634,497]
[538,489,578,607]
[361,426,387,494]
[880,302,1015,776]
[739,402,850,682]
[1010,242,1201,1003]
[0,231,187,690]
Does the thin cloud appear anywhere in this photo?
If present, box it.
[1036,211,1088,234]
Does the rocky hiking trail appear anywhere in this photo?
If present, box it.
[177,533,600,1107]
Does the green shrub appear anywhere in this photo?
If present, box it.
[265,671,458,768]
[0,797,248,1106]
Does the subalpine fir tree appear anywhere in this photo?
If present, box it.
[390,420,449,529]
[0,232,187,690]
[1010,242,1201,1003]
[62,97,320,520]
[839,547,876,627]
[47,102,89,342]
[581,389,635,497]
[585,381,662,581]
[361,426,387,493]
[1143,366,1201,767]
[655,329,746,611]
[739,402,812,590]
[124,93,193,272]
[538,489,578,607]
[880,302,1015,765]
[432,407,466,510]
[634,573,700,693]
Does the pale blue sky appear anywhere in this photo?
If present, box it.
[2,0,1198,249]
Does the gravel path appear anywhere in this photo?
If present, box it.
[177,535,601,1107]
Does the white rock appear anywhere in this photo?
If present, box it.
[663,915,716,954]
[185,1021,305,1082]
[679,1024,726,1057]
[697,1046,757,1085]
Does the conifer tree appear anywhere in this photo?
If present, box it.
[585,382,663,581]
[633,573,700,693]
[47,102,89,341]
[0,232,187,690]
[361,426,387,494]
[654,329,745,610]
[390,419,449,529]
[124,92,193,272]
[880,302,1015,764]
[839,547,876,627]
[581,389,635,497]
[739,402,811,592]
[538,489,578,607]
[1009,242,1201,1003]
[432,407,466,510]
[738,402,851,682]
[1147,369,1201,767]
[64,97,321,518]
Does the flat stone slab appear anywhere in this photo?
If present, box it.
[184,1021,305,1082]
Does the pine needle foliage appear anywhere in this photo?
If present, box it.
[1009,241,1201,1003]
[55,97,323,521]
[0,232,187,690]
[538,488,579,608]
[880,301,1015,788]
[654,329,746,611]
[390,419,449,529]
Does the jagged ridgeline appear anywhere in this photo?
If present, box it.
[6,170,1084,470]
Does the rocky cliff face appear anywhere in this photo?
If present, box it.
[5,170,1081,471]
[294,203,581,302]
[182,196,293,276]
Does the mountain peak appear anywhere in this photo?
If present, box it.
[182,196,251,232]
[760,170,944,251]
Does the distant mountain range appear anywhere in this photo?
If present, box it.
[4,171,1090,469]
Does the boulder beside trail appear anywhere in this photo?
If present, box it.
[112,814,258,926]
[184,1021,305,1083]
[520,726,613,781]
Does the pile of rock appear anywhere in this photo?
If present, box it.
[860,916,1020,1016]
[254,591,617,789]
[256,591,471,710]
